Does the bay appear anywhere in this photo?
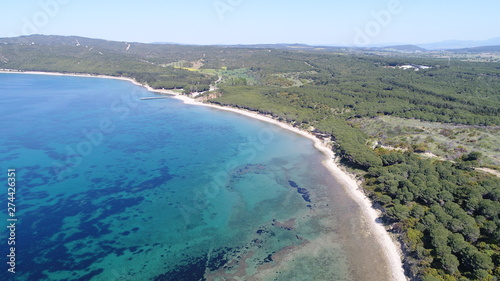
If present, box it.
[0,73,391,281]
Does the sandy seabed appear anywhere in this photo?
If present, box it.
[172,95,407,281]
[0,69,407,281]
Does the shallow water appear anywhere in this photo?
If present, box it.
[0,73,391,280]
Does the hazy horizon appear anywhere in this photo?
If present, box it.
[5,34,500,49]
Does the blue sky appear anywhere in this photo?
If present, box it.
[1,0,499,46]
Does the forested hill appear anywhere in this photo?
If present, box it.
[1,35,500,281]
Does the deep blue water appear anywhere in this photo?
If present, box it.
[0,73,388,281]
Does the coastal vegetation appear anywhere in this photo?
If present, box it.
[350,116,500,168]
[366,152,500,280]
[1,35,499,281]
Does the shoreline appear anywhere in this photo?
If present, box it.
[0,69,407,281]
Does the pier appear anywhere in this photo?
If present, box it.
[140,96,172,100]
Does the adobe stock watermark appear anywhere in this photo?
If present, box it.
[8,0,72,37]
[213,0,243,21]
[51,84,160,181]
[178,125,276,227]
[353,0,405,46]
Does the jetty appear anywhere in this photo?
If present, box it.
[140,96,172,100]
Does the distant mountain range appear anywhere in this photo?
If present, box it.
[2,34,500,54]
[146,37,500,53]
[416,37,500,50]
[372,44,500,53]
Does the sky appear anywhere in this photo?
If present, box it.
[1,0,499,46]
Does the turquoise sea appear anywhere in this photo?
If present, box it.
[0,73,391,281]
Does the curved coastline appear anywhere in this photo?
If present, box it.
[0,69,407,281]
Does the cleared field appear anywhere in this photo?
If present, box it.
[350,116,500,167]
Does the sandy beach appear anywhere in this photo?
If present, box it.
[172,94,408,281]
[0,69,407,281]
